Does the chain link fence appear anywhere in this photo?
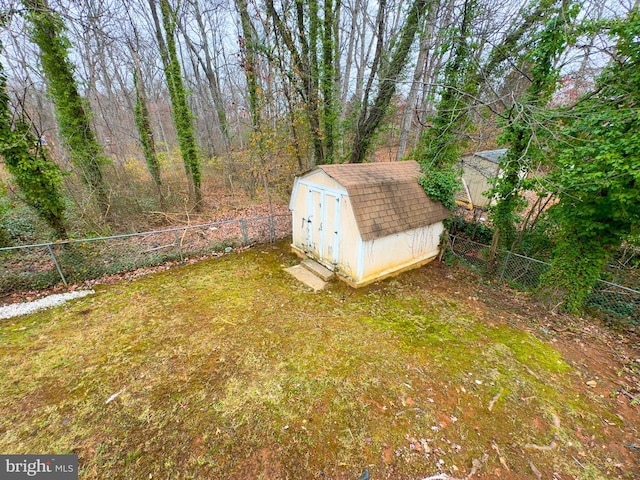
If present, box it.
[0,214,291,295]
[449,234,640,324]
[497,251,551,290]
[587,281,640,321]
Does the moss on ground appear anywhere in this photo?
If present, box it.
[0,242,635,479]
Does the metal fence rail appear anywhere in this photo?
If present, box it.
[498,251,551,290]
[449,234,640,323]
[0,214,291,295]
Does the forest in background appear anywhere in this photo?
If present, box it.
[0,0,638,313]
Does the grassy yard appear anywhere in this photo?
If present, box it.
[0,241,638,479]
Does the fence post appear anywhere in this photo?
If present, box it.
[240,219,248,245]
[173,230,184,262]
[269,216,275,243]
[46,244,68,286]
[498,251,511,284]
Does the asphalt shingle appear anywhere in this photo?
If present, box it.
[318,161,450,241]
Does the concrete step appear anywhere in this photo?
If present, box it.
[301,258,335,281]
[284,265,327,292]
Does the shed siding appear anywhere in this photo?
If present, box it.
[330,194,358,278]
[359,222,444,284]
[461,156,499,208]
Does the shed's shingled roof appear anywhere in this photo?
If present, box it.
[317,161,450,241]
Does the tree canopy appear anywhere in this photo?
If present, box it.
[539,9,640,310]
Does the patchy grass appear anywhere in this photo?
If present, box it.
[0,241,637,479]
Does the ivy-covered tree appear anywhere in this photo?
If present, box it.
[490,0,577,251]
[539,9,640,311]
[412,0,477,168]
[21,0,110,220]
[320,0,338,162]
[149,0,202,207]
[412,0,574,212]
[132,61,163,204]
[409,0,477,209]
[0,54,67,239]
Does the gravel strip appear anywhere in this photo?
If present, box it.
[0,290,95,320]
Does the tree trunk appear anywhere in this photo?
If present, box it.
[22,0,111,221]
[131,46,163,204]
[149,0,202,209]
[396,7,433,160]
[321,0,338,162]
[349,0,429,163]
[236,0,262,130]
[339,0,360,108]
[265,0,325,164]
[181,0,231,151]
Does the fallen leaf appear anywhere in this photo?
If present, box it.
[383,448,393,464]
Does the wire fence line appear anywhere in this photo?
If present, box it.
[448,234,640,323]
[0,214,291,295]
[3,220,637,323]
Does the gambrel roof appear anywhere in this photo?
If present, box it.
[316,161,450,241]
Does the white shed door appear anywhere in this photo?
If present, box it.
[306,188,341,268]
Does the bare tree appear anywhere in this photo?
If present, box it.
[349,0,430,163]
[178,0,230,152]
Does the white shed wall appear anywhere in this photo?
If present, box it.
[334,195,360,278]
[461,157,499,208]
[358,222,444,285]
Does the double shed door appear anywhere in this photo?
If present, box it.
[306,187,341,269]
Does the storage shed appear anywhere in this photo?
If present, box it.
[289,161,450,287]
[456,149,508,209]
